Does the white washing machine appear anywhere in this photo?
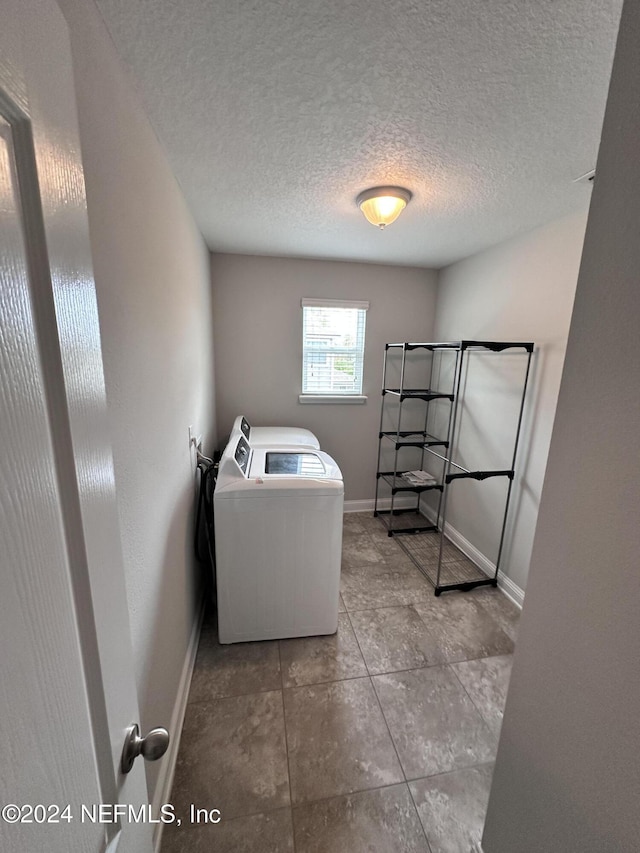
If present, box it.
[231,414,320,449]
[214,434,343,644]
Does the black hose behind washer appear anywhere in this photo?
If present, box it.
[195,458,218,569]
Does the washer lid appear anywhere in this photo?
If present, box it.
[249,447,342,480]
[264,451,326,476]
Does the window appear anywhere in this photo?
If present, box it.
[301,298,368,401]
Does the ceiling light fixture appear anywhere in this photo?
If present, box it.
[356,186,412,229]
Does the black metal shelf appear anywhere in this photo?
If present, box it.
[460,340,534,353]
[445,468,514,484]
[375,510,437,536]
[379,430,449,449]
[385,340,534,353]
[386,342,460,351]
[383,389,454,402]
[374,339,534,595]
[378,472,444,495]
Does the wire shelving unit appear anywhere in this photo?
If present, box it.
[374,340,534,594]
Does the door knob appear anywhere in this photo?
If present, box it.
[121,724,170,774]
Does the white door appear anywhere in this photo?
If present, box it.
[1,2,155,852]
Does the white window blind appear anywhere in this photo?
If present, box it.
[301,299,368,395]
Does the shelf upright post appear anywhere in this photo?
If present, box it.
[418,346,436,514]
[433,348,459,535]
[374,345,390,517]
[435,345,464,592]
[493,346,534,581]
[389,343,408,533]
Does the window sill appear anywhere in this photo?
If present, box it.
[298,394,368,405]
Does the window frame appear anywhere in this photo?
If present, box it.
[299,298,369,404]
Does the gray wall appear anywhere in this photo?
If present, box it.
[57,0,216,799]
[482,0,639,849]
[431,211,587,593]
[211,254,438,501]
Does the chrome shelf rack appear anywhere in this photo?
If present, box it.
[374,340,534,594]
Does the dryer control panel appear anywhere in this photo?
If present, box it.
[234,435,251,475]
[240,416,251,441]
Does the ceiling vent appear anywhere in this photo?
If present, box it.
[574,169,595,186]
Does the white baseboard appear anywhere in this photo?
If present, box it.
[495,570,525,609]
[152,596,205,852]
[344,499,376,513]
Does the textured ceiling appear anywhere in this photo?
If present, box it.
[94,0,622,268]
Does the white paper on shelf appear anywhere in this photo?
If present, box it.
[402,470,437,486]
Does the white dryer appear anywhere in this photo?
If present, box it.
[231,414,320,449]
[214,435,343,644]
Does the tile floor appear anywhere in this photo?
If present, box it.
[161,512,520,853]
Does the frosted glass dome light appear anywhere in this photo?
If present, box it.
[356,186,412,229]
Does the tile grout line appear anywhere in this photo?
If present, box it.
[343,598,435,612]
[356,612,434,853]
[188,651,508,707]
[215,802,294,825]
[353,654,505,681]
[343,607,372,680]
[176,760,500,829]
[342,597,434,613]
[186,682,284,706]
[289,780,407,809]
[282,759,500,816]
[344,606,412,797]
[290,779,436,823]
[367,671,408,786]
[447,661,501,742]
[406,777,435,853]
[406,759,497,786]
[278,640,297,853]
[406,759,497,853]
